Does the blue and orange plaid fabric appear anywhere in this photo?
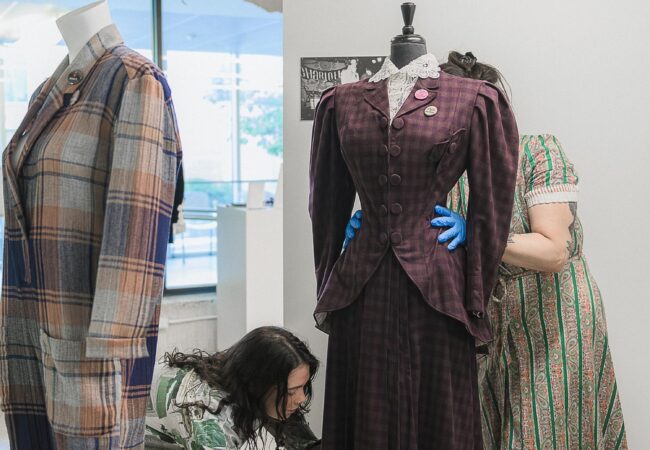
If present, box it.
[0,25,182,448]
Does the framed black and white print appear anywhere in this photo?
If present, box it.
[300,56,384,120]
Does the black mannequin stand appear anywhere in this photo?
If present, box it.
[390,2,427,68]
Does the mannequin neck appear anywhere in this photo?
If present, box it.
[56,0,113,63]
[390,42,427,69]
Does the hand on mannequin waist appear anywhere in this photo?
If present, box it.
[343,210,363,250]
[341,206,466,252]
[430,205,466,251]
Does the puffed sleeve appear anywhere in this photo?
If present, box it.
[521,134,579,207]
[465,83,519,317]
[308,87,356,298]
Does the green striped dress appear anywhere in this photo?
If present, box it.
[447,134,627,449]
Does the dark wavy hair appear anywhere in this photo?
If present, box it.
[163,326,319,449]
[440,51,510,99]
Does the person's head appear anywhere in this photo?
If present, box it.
[163,326,319,444]
[440,51,509,98]
[217,326,317,422]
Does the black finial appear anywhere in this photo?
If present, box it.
[401,2,416,35]
[391,1,427,68]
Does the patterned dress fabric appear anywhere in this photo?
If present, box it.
[0,25,182,449]
[447,134,627,449]
[147,366,251,449]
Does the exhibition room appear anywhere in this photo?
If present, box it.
[0,0,647,448]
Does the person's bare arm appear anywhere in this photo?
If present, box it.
[501,202,576,272]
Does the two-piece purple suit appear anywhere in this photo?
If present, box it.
[309,70,518,449]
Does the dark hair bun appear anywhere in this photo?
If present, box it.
[440,51,509,98]
[440,51,499,84]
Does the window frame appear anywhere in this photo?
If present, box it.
[152,1,282,294]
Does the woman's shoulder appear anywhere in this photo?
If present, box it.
[151,365,190,416]
[152,366,228,414]
[519,134,577,180]
[175,369,228,410]
[519,134,565,160]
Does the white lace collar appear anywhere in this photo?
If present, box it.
[369,53,440,82]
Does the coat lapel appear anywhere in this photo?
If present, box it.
[363,79,390,119]
[2,71,60,236]
[394,76,440,119]
[13,63,71,173]
[2,24,123,236]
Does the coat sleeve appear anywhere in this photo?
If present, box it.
[465,83,519,317]
[308,87,356,298]
[85,72,181,359]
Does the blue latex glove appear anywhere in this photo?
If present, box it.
[430,205,467,251]
[343,210,363,250]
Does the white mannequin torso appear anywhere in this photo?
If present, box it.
[56,0,113,63]
[11,0,114,169]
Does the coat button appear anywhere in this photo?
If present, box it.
[379,116,389,128]
[389,144,401,157]
[378,204,388,216]
[67,70,83,85]
[390,174,402,186]
[390,203,403,215]
[450,142,458,152]
[392,117,405,129]
[378,175,388,186]
[379,232,389,245]
[379,145,389,156]
[390,232,402,244]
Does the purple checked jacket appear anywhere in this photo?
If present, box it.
[309,72,519,341]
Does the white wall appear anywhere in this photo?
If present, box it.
[156,295,219,356]
[283,0,650,445]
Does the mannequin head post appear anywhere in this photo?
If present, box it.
[390,2,427,69]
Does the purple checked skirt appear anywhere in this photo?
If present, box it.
[321,252,482,449]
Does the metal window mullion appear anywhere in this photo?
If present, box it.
[232,53,243,203]
[152,0,163,70]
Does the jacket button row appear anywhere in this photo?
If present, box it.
[379,232,403,245]
[378,174,388,186]
[390,174,401,186]
[392,117,405,130]
[379,116,389,128]
[390,203,402,215]
[379,145,401,157]
[378,204,388,216]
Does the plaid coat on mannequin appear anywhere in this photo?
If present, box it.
[0,25,181,448]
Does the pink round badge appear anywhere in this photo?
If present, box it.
[414,89,429,100]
